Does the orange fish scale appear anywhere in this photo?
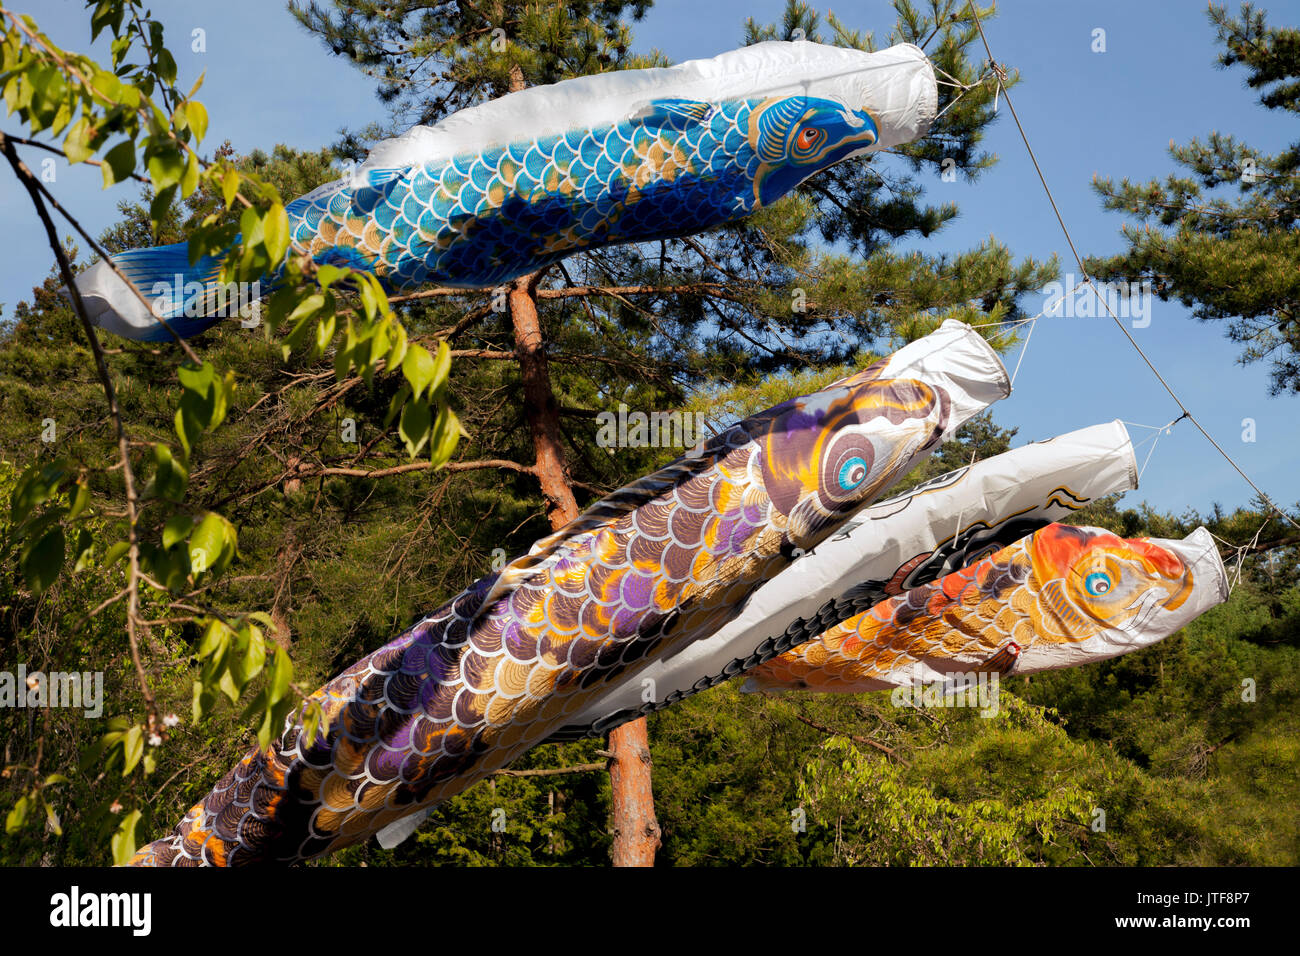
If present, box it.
[495,657,532,697]
[537,692,572,723]
[321,773,357,813]
[485,693,516,727]
[358,781,391,813]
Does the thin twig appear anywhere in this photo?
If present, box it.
[792,713,906,764]
[491,762,606,778]
[2,130,159,735]
[2,131,151,183]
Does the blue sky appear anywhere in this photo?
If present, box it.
[2,0,1296,518]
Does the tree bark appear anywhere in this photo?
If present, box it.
[504,60,659,868]
[607,718,662,865]
[509,276,581,528]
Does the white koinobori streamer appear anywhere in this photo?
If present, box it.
[550,419,1141,741]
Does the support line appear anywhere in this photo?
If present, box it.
[963,0,1298,531]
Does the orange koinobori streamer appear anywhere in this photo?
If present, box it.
[743,523,1227,694]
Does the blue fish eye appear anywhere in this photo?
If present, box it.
[1084,572,1112,596]
[838,456,869,491]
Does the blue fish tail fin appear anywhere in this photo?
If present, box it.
[74,240,259,342]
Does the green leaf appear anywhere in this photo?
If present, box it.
[301,699,328,748]
[314,313,336,354]
[150,444,188,501]
[100,139,135,187]
[102,540,130,568]
[284,293,325,327]
[3,76,21,116]
[72,527,94,572]
[11,460,66,523]
[197,618,231,659]
[427,340,451,397]
[150,184,176,225]
[221,167,240,209]
[21,526,65,595]
[180,149,199,197]
[263,202,290,263]
[238,205,266,272]
[429,404,463,468]
[189,511,233,577]
[402,344,437,400]
[161,513,194,550]
[212,371,235,431]
[156,48,178,87]
[383,383,411,429]
[334,333,353,381]
[399,397,432,458]
[44,796,65,837]
[358,275,381,320]
[268,648,293,705]
[218,666,240,704]
[257,693,297,751]
[242,626,267,684]
[5,796,28,834]
[192,680,217,724]
[50,99,73,138]
[63,116,94,164]
[67,479,91,520]
[174,405,194,458]
[110,810,143,866]
[315,264,346,290]
[385,321,408,371]
[147,145,185,191]
[175,361,229,449]
[121,725,144,776]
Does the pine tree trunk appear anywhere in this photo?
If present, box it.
[508,276,579,529]
[607,718,661,865]
[505,61,659,868]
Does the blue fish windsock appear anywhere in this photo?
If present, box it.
[75,41,937,340]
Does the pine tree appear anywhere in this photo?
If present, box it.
[1088,2,1300,394]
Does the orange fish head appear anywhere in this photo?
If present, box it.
[1030,524,1194,643]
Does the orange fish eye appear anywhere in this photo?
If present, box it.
[796,128,820,149]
